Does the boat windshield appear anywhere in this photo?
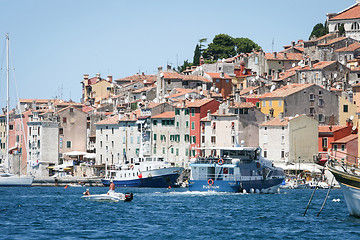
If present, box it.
[221,149,257,159]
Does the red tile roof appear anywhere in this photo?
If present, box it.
[240,86,260,95]
[330,4,360,20]
[300,61,336,71]
[317,37,347,47]
[166,89,199,99]
[151,111,175,119]
[260,117,289,126]
[318,125,349,133]
[260,84,314,99]
[185,98,216,108]
[181,75,212,83]
[132,86,156,94]
[95,115,119,125]
[332,134,357,144]
[264,52,304,61]
[335,42,360,52]
[205,72,231,79]
[116,74,156,82]
[162,72,182,79]
[229,102,256,109]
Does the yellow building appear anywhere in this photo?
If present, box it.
[339,96,358,126]
[81,73,114,104]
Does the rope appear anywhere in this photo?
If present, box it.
[317,176,334,217]
[303,165,326,216]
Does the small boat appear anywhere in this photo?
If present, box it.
[327,150,360,217]
[82,192,133,202]
[189,146,285,193]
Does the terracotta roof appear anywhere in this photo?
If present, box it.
[318,125,349,133]
[181,75,212,83]
[20,99,51,104]
[162,71,182,79]
[260,84,314,99]
[229,102,255,109]
[95,115,119,125]
[240,86,260,95]
[264,52,304,61]
[260,117,289,126]
[132,86,156,94]
[211,110,236,117]
[56,105,83,114]
[167,89,199,99]
[116,74,156,82]
[186,98,216,108]
[317,37,347,47]
[335,42,360,52]
[82,105,95,113]
[300,61,336,71]
[205,72,231,79]
[151,111,175,119]
[332,134,357,144]
[330,4,360,21]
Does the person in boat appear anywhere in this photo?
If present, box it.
[83,189,90,196]
[107,180,115,195]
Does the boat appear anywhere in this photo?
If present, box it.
[188,146,285,193]
[82,192,133,202]
[101,156,184,188]
[327,149,360,217]
[0,34,33,187]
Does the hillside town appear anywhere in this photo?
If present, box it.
[2,1,360,183]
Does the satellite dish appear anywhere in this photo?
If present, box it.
[111,83,114,88]
[222,58,225,62]
[350,115,354,120]
[242,70,246,74]
[215,88,219,93]
[292,63,296,68]
[143,80,147,83]
[249,90,254,94]
[200,91,203,95]
[356,62,359,67]
[301,64,305,68]
[255,76,259,80]
[334,73,338,78]
[142,95,146,100]
[185,93,189,99]
[298,62,301,66]
[210,86,214,91]
[270,85,275,92]
[295,114,299,117]
[352,126,357,131]
[323,77,326,82]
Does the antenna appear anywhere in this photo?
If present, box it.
[272,38,274,53]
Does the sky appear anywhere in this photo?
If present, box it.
[0,0,356,107]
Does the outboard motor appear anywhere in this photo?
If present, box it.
[124,193,133,202]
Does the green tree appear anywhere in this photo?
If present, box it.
[193,44,201,66]
[199,38,207,54]
[339,23,345,36]
[309,22,328,39]
[203,34,236,60]
[234,37,261,54]
[177,60,192,73]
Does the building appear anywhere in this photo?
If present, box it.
[259,115,318,171]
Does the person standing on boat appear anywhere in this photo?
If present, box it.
[107,180,115,195]
[83,189,90,196]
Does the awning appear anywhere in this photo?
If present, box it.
[48,164,73,171]
[274,162,322,173]
[63,151,88,157]
[84,153,96,159]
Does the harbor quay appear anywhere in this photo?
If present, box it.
[32,177,103,187]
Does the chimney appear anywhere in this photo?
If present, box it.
[227,98,231,107]
[107,75,113,83]
[284,52,287,59]
[291,41,295,48]
[273,52,277,59]
[265,114,270,122]
[96,73,101,82]
[167,65,171,71]
[309,60,313,70]
[207,110,211,120]
[158,66,163,72]
[142,72,145,76]
[220,72,224,78]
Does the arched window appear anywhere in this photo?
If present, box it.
[351,22,360,30]
[335,23,341,31]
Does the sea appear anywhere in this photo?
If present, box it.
[0,187,359,240]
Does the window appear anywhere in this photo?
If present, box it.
[278,100,282,107]
[262,101,266,107]
[281,135,285,143]
[281,150,285,158]
[202,135,205,143]
[70,107,73,113]
[59,128,63,135]
[263,150,267,158]
[334,144,338,151]
[185,134,189,142]
[341,144,345,151]
[154,134,157,141]
[9,125,13,130]
[175,109,180,115]
[322,138,328,149]
[185,109,189,115]
[318,98,324,107]
[171,148,174,154]
[318,114,325,123]
[309,94,315,101]
[191,108,195,116]
[211,136,216,144]
[191,122,195,130]
[351,22,360,30]
[162,147,165,154]
[185,148,189,156]
[63,117,67,123]
[106,135,108,141]
[310,108,315,115]
[192,136,196,144]
[153,120,157,126]
[29,127,31,136]
[112,141,114,148]
[186,121,189,127]
[112,128,114,134]
[343,105,348,113]
[153,147,156,154]
[67,141,71,148]
[269,100,272,107]
[176,122,179,127]
[263,135,268,144]
[100,141,102,148]
[176,148,179,156]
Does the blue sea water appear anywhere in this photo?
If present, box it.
[0,187,359,240]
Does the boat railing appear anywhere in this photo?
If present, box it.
[196,173,237,181]
[328,149,360,174]
[193,157,233,165]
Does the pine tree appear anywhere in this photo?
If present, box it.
[193,44,201,66]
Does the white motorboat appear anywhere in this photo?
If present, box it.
[81,192,133,202]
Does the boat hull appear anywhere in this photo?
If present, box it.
[189,178,284,193]
[0,176,34,187]
[102,167,183,188]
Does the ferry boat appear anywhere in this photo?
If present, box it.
[189,147,285,193]
[101,156,184,188]
[327,150,360,217]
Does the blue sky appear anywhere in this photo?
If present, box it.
[0,0,355,106]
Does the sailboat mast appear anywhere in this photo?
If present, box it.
[5,33,9,171]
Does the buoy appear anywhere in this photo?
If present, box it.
[242,189,247,194]
[255,189,260,194]
[168,186,171,189]
[250,188,254,194]
[218,159,224,165]
[64,185,68,189]
[207,179,214,186]
[138,173,143,179]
